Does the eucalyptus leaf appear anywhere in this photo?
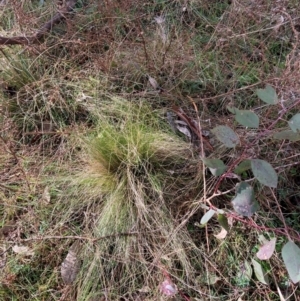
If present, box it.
[251,159,278,188]
[202,158,227,176]
[227,106,237,114]
[217,214,229,231]
[273,130,300,141]
[256,238,276,260]
[256,85,278,104]
[288,113,300,133]
[200,209,216,225]
[232,182,259,217]
[236,261,252,285]
[234,160,251,175]
[282,241,300,284]
[243,261,253,280]
[235,109,259,128]
[252,259,269,285]
[212,125,240,148]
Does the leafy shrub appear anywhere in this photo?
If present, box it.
[201,85,300,285]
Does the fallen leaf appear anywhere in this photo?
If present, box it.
[12,245,34,256]
[42,186,51,203]
[148,76,159,90]
[175,121,192,140]
[214,228,228,239]
[160,278,177,296]
[172,106,214,150]
[61,242,81,284]
[256,238,276,260]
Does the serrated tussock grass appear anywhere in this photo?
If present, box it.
[60,99,204,299]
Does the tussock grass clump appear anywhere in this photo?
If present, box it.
[60,99,204,300]
[0,49,90,143]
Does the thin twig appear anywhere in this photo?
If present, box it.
[7,232,139,243]
[269,188,291,240]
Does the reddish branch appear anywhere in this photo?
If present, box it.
[0,0,77,46]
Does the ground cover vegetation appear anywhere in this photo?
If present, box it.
[0,0,300,300]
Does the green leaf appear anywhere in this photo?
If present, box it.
[282,241,300,284]
[236,261,252,285]
[251,159,278,188]
[217,214,229,231]
[288,113,300,133]
[273,130,300,141]
[227,106,237,114]
[235,109,259,128]
[200,209,216,225]
[234,160,251,175]
[252,259,269,285]
[202,158,227,176]
[232,182,259,217]
[227,106,259,128]
[212,125,240,148]
[256,238,276,260]
[256,85,278,104]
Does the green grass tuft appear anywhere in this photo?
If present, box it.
[55,99,205,299]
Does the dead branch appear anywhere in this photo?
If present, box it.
[0,0,77,46]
